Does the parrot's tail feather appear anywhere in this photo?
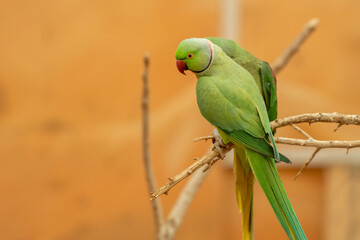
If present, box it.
[246,149,307,240]
[267,160,302,238]
[234,146,254,240]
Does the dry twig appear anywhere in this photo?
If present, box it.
[280,123,360,178]
[141,54,164,235]
[275,137,360,149]
[291,124,313,139]
[272,18,319,73]
[293,148,321,180]
[193,135,214,142]
[271,112,360,130]
[150,136,229,200]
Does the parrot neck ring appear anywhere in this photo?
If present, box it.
[193,39,214,73]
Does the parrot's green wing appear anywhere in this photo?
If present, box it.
[206,37,282,162]
[219,128,290,164]
[259,61,278,122]
[198,71,280,162]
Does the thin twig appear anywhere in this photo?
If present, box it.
[150,139,229,200]
[193,135,214,142]
[141,53,164,235]
[150,145,226,200]
[272,18,319,74]
[293,148,321,180]
[334,123,344,132]
[291,124,313,139]
[274,137,360,149]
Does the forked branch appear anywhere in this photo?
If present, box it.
[151,113,360,199]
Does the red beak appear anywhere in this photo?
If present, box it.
[176,60,188,75]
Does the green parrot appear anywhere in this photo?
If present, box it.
[175,38,306,240]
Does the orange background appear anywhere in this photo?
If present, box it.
[0,0,359,239]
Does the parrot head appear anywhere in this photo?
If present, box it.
[175,38,214,75]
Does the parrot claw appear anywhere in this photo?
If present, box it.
[213,144,226,159]
[211,129,228,159]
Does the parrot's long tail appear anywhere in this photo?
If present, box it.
[234,146,255,240]
[245,149,307,240]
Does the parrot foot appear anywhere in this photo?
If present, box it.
[213,144,226,159]
[212,133,227,159]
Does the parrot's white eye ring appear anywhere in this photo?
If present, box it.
[187,53,193,59]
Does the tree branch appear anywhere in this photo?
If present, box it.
[271,112,360,130]
[275,137,360,149]
[151,112,360,199]
[272,18,319,74]
[150,137,229,200]
[141,53,164,235]
[281,119,360,178]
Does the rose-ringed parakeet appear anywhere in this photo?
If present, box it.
[175,38,306,240]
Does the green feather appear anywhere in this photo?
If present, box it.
[259,61,278,122]
[246,149,306,240]
[234,145,254,240]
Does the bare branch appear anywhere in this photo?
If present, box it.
[275,137,360,149]
[271,112,360,130]
[141,53,164,234]
[334,123,344,132]
[272,18,319,74]
[193,135,214,142]
[152,112,360,199]
[151,135,231,200]
[291,124,313,139]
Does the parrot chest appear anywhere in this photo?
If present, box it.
[196,77,226,127]
[196,77,249,131]
[195,75,265,138]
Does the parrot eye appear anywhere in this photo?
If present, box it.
[187,53,193,59]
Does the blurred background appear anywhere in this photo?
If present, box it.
[0,0,360,239]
